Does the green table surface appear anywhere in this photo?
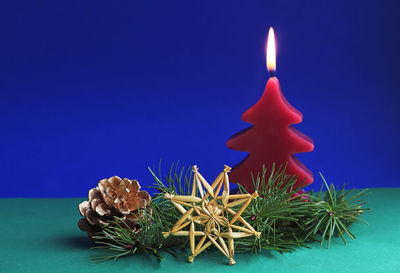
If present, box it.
[1,188,399,273]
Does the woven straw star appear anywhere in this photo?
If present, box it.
[162,165,260,265]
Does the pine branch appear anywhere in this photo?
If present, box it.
[236,164,370,252]
[91,203,165,261]
[305,173,370,248]
[236,164,312,253]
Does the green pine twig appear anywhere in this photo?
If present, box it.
[305,173,370,248]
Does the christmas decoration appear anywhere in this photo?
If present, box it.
[162,165,260,265]
[79,163,369,266]
[226,27,314,192]
[226,77,314,192]
[78,176,151,239]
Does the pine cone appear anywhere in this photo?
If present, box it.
[78,176,151,239]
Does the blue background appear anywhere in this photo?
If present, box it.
[1,0,399,197]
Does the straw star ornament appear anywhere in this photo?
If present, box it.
[162,165,260,265]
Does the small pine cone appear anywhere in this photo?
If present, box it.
[98,176,151,214]
[78,176,151,239]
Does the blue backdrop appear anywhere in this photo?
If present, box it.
[1,0,399,197]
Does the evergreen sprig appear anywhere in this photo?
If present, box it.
[236,164,312,253]
[90,162,370,262]
[305,173,370,248]
[91,204,165,262]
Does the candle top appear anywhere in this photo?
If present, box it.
[266,27,276,74]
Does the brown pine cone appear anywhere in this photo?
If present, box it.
[78,176,151,239]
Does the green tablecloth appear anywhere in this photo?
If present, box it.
[1,188,399,273]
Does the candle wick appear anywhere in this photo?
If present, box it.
[270,70,274,78]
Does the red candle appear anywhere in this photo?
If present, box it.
[227,27,314,192]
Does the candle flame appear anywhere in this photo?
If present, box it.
[266,27,276,73]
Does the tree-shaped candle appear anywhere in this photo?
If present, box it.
[227,27,314,192]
